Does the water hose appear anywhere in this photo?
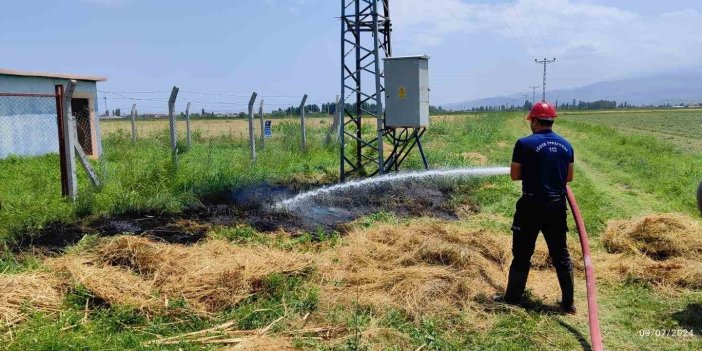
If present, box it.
[565,185,604,351]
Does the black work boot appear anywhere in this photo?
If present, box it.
[501,268,530,305]
[556,269,576,314]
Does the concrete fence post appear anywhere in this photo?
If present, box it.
[168,86,180,167]
[299,94,308,151]
[325,95,341,145]
[248,92,258,162]
[258,99,265,150]
[185,102,192,148]
[59,80,78,200]
[130,104,137,144]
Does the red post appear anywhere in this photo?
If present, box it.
[55,85,69,197]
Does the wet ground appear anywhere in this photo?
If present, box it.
[16,179,472,251]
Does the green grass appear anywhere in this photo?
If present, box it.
[561,109,702,153]
[2,111,702,350]
[0,121,339,244]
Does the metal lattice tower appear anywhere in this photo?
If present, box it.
[340,0,391,181]
[528,85,540,104]
[535,58,556,101]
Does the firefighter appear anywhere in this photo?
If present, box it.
[498,101,576,314]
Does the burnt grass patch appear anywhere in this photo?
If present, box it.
[11,179,475,252]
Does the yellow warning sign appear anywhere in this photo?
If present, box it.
[398,87,407,99]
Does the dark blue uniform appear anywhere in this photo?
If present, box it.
[503,129,575,307]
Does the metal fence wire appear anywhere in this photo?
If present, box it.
[0,94,59,159]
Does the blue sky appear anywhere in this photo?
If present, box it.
[2,0,701,113]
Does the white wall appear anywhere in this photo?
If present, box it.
[0,114,59,158]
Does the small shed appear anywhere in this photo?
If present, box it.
[0,68,107,158]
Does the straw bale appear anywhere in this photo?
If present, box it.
[0,273,63,327]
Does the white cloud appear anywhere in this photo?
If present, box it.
[392,0,702,76]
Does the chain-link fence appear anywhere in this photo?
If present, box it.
[0,93,59,158]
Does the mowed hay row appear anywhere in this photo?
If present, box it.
[0,273,64,327]
[48,257,159,311]
[55,236,313,314]
[318,221,512,319]
[602,214,702,288]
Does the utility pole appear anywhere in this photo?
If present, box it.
[535,58,556,101]
[529,85,540,104]
[103,96,108,116]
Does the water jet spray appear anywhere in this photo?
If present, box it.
[275,167,510,210]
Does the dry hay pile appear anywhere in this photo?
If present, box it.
[603,214,702,288]
[318,221,512,319]
[50,257,157,310]
[0,273,63,328]
[50,236,313,314]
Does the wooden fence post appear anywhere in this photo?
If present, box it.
[258,99,265,150]
[185,102,192,148]
[130,104,137,144]
[300,94,308,151]
[168,86,180,167]
[248,92,258,162]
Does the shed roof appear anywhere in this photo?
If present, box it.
[0,68,107,82]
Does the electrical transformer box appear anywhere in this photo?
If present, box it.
[383,55,430,128]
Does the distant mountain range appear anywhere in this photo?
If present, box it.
[443,69,702,110]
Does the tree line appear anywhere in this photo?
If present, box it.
[460,99,694,113]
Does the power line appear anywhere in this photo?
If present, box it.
[101,91,169,102]
[527,0,551,55]
[490,0,536,58]
[506,0,541,57]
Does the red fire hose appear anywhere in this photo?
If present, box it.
[566,185,604,351]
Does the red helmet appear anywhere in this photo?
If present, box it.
[528,101,558,121]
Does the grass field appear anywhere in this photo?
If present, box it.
[561,109,702,152]
[1,111,701,350]
[100,115,335,139]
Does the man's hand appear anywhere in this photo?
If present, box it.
[511,162,522,181]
